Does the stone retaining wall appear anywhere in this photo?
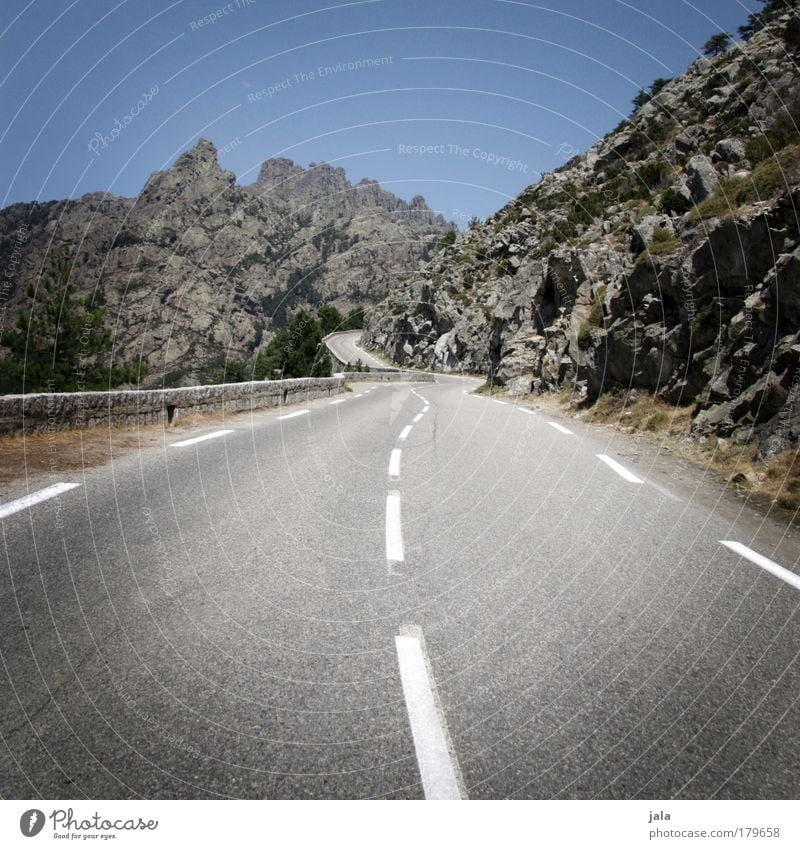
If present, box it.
[0,371,434,437]
[0,377,341,436]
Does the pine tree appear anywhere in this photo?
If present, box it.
[703,32,732,56]
[0,247,144,393]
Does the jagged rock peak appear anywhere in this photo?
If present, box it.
[139,138,235,205]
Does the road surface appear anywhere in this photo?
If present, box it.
[1,377,799,799]
[324,331,397,371]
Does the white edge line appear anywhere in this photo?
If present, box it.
[596,453,643,484]
[493,399,509,406]
[547,421,573,435]
[399,425,413,441]
[386,490,404,562]
[720,540,800,592]
[169,429,234,447]
[0,482,81,520]
[395,633,463,800]
[518,408,536,415]
[388,449,402,479]
[329,398,346,405]
[277,409,310,421]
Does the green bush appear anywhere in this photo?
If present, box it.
[647,228,682,256]
[746,114,800,163]
[691,145,800,220]
[657,188,692,215]
[636,161,665,189]
[437,229,457,249]
[578,285,606,348]
[253,310,331,379]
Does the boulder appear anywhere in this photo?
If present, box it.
[685,155,720,202]
[713,138,747,164]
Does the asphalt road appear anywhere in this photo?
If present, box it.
[324,331,397,371]
[1,376,799,799]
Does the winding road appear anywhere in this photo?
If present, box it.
[1,341,799,799]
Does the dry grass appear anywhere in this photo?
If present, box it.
[0,427,160,488]
[0,410,240,489]
[553,387,800,516]
[579,388,695,435]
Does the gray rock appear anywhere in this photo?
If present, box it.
[713,138,747,163]
[685,155,720,202]
[630,214,675,253]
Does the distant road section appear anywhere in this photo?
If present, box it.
[325,331,397,371]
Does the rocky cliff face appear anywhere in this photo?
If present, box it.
[0,140,450,386]
[363,3,800,455]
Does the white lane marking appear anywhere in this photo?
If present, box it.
[492,399,508,406]
[413,413,424,423]
[0,483,80,520]
[386,490,404,563]
[277,410,310,421]
[395,633,463,800]
[596,454,643,484]
[329,399,346,405]
[170,429,234,447]
[647,479,681,502]
[389,449,402,479]
[720,541,800,592]
[399,425,413,441]
[422,405,430,413]
[518,408,536,415]
[547,421,573,435]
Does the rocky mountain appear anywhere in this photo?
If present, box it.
[0,140,450,386]
[363,1,800,455]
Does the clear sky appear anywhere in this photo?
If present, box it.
[1,0,760,224]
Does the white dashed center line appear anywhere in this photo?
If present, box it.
[720,540,800,592]
[399,425,413,441]
[493,399,508,406]
[329,399,346,405]
[0,482,81,520]
[596,454,643,483]
[547,422,573,435]
[395,629,464,800]
[277,410,310,421]
[385,490,404,563]
[389,449,402,479]
[170,429,234,447]
[413,413,423,423]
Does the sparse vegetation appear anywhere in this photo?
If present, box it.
[657,187,692,216]
[691,145,800,220]
[577,285,607,348]
[343,358,370,373]
[0,247,145,393]
[437,229,457,249]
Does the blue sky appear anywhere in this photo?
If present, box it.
[1,0,759,223]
